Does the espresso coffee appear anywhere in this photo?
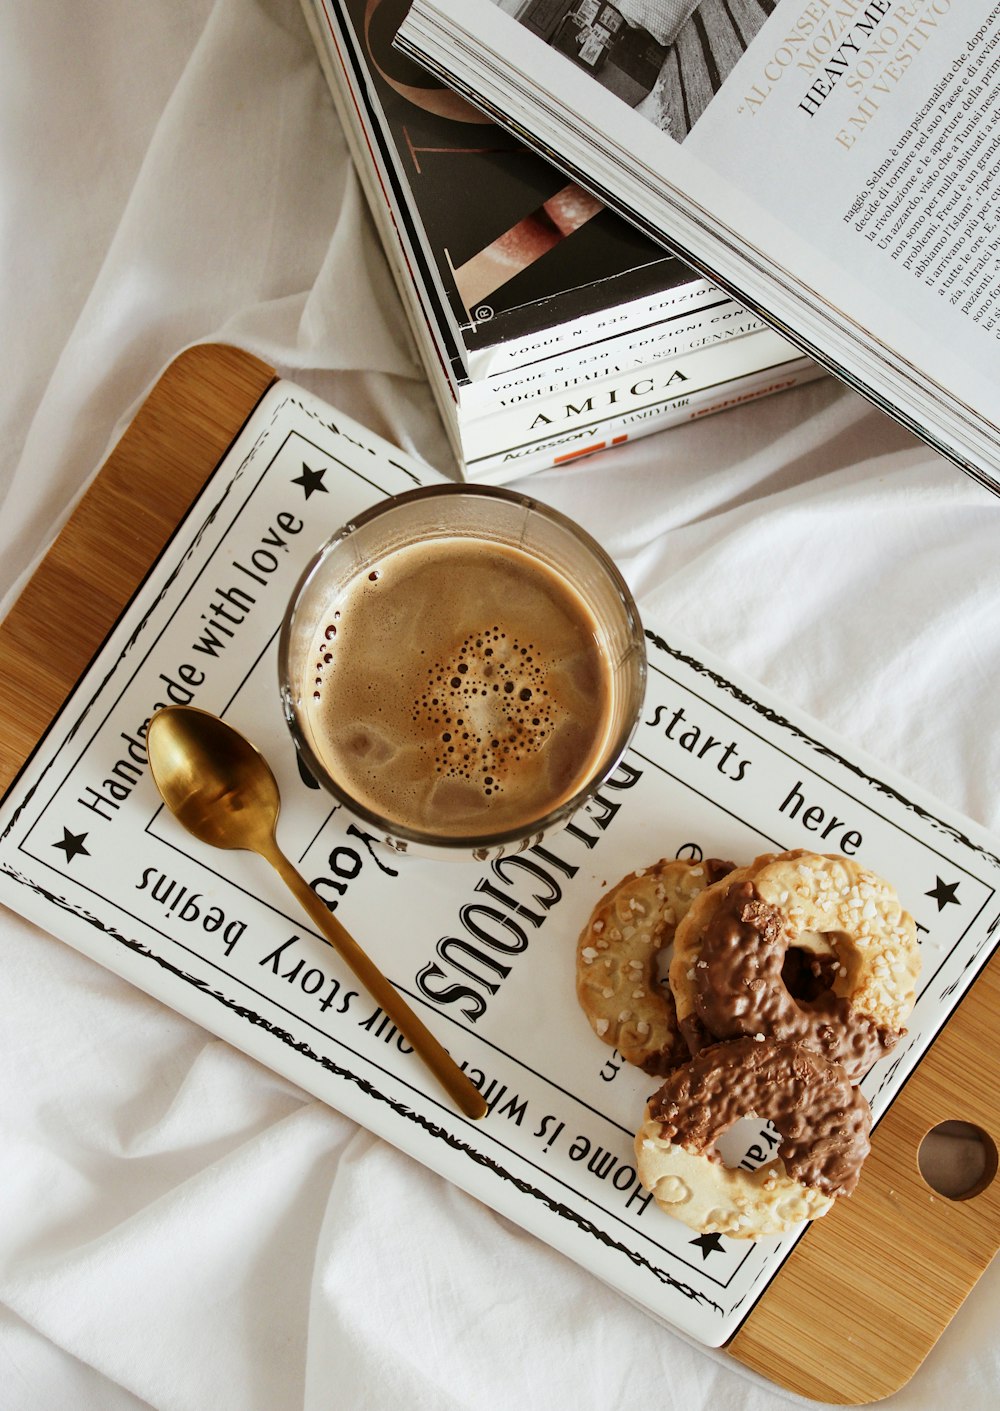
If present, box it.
[301,536,615,839]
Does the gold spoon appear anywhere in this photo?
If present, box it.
[146,705,488,1121]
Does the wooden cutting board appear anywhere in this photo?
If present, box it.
[1,342,997,1404]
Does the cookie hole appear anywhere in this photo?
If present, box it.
[917,1121,997,1200]
[654,946,674,988]
[781,947,837,1001]
[714,1117,781,1171]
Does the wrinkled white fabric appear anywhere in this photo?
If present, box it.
[2,3,998,1409]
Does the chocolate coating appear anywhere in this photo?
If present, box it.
[691,880,899,1078]
[648,1036,872,1197]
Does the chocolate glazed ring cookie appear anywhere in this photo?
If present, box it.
[634,1036,872,1238]
[576,858,734,1074]
[670,850,921,1078]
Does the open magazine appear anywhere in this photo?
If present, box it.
[397,0,1000,495]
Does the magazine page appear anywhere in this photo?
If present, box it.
[398,0,1000,487]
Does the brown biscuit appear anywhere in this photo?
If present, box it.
[576,858,733,1074]
[635,1036,872,1238]
[670,849,921,1078]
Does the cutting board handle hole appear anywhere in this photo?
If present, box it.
[917,1120,998,1200]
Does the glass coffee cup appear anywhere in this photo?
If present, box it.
[278,484,646,859]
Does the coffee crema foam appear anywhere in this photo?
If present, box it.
[302,536,615,838]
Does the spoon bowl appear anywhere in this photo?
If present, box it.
[146,705,488,1121]
[147,705,281,853]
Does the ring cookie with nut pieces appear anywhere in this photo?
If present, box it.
[576,858,734,1074]
[634,1035,872,1238]
[670,849,921,1079]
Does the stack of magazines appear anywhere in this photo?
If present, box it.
[396,0,1000,495]
[300,0,822,482]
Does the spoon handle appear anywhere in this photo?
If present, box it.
[262,840,489,1121]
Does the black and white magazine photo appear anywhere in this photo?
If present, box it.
[493,0,773,139]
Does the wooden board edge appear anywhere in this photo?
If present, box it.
[0,343,276,799]
[728,946,1000,1404]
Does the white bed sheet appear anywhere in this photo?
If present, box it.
[2,3,998,1408]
